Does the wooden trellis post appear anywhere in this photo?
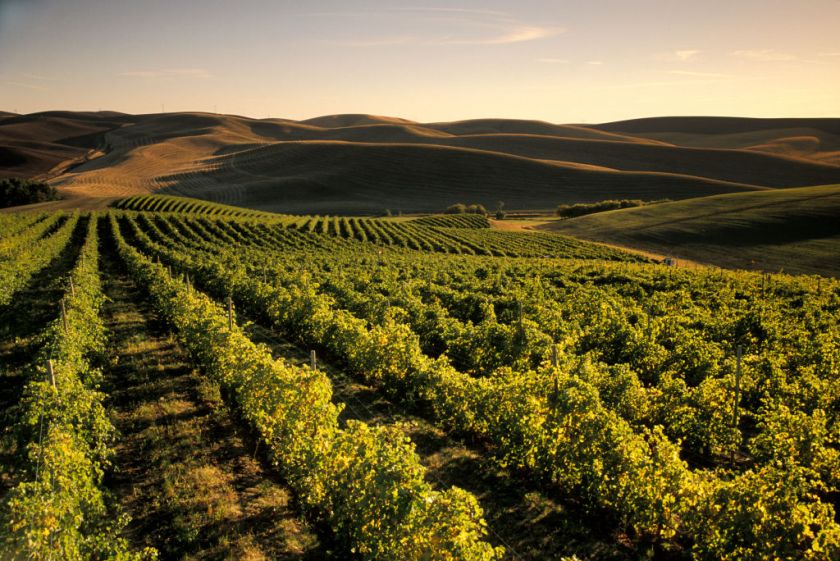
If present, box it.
[227,296,233,330]
[60,299,68,333]
[733,345,742,428]
[46,359,56,388]
[310,350,317,371]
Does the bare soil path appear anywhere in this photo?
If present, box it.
[99,226,330,561]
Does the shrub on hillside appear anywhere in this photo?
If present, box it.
[445,203,488,215]
[0,178,60,208]
[555,199,668,218]
[495,201,506,220]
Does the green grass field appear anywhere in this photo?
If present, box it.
[542,183,840,276]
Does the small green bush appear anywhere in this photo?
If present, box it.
[556,199,668,218]
[445,203,488,215]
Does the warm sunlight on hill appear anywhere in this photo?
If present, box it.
[3,112,838,213]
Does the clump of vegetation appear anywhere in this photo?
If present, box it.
[495,201,507,220]
[555,198,668,218]
[0,177,60,208]
[445,203,488,215]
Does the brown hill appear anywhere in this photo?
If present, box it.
[0,111,132,179]
[589,116,840,165]
[300,114,419,128]
[152,140,761,213]
[330,133,839,187]
[3,111,839,212]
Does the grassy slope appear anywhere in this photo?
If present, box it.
[541,184,840,276]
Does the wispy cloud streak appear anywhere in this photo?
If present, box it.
[118,68,213,79]
[669,70,729,78]
[732,49,795,61]
[311,6,562,47]
[435,25,563,45]
[674,50,700,61]
[3,81,49,91]
[652,49,702,62]
[391,7,511,18]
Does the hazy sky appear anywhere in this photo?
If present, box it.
[1,0,839,122]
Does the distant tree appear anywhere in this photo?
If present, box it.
[495,201,507,220]
[384,208,392,217]
[466,204,488,215]
[0,178,60,208]
[446,203,488,215]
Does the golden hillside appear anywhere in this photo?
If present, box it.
[2,111,839,212]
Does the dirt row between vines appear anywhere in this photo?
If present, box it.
[99,225,331,561]
[242,321,632,561]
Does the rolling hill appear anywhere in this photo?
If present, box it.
[540,183,840,276]
[1,111,839,213]
[153,140,761,214]
[0,111,134,179]
[593,116,840,166]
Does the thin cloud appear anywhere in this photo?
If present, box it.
[600,78,725,90]
[538,58,568,64]
[653,49,701,62]
[391,7,511,18]
[21,73,54,81]
[732,49,795,61]
[332,36,415,47]
[436,25,563,45]
[3,81,49,91]
[675,49,701,61]
[118,68,213,79]
[669,70,729,78]
[298,7,511,19]
[313,6,561,47]
[334,25,563,47]
[586,60,604,65]
[818,52,840,57]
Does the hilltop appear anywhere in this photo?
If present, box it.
[593,116,840,165]
[1,111,839,213]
